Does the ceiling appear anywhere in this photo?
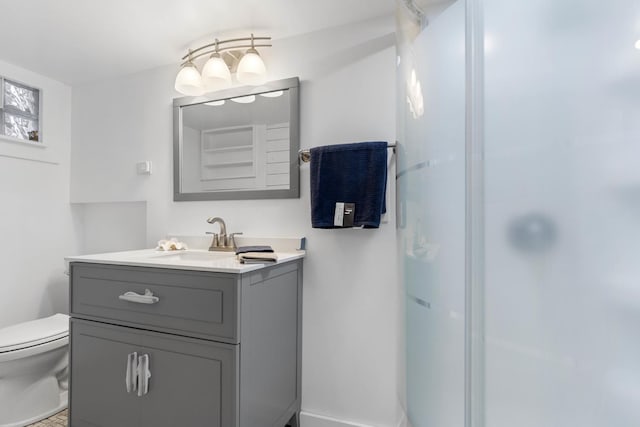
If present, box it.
[0,0,394,85]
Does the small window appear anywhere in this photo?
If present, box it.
[0,77,41,142]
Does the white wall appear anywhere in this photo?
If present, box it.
[0,59,80,328]
[71,17,399,427]
[78,202,147,254]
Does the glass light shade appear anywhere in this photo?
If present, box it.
[259,90,284,98]
[230,95,256,104]
[202,54,232,91]
[205,100,226,106]
[236,48,267,85]
[175,62,204,96]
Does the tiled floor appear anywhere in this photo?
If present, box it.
[27,409,67,426]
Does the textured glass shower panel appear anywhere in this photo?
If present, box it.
[484,0,640,425]
[397,1,466,426]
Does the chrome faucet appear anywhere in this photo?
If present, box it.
[206,217,242,251]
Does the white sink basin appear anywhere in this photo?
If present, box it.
[145,250,235,262]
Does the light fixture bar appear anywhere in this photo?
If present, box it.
[180,36,271,61]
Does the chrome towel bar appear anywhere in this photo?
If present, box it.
[298,141,397,163]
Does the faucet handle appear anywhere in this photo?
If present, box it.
[228,232,243,249]
[206,232,219,248]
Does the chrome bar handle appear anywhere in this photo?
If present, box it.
[137,354,151,397]
[125,352,138,393]
[119,289,159,305]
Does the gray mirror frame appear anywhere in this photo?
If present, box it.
[173,77,300,201]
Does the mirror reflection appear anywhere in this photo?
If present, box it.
[173,77,299,201]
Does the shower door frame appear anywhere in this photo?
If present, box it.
[464,0,485,427]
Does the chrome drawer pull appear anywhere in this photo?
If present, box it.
[118,289,159,304]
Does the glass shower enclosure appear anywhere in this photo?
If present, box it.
[397,0,640,426]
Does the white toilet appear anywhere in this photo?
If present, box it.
[0,314,69,427]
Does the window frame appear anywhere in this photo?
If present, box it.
[0,76,45,147]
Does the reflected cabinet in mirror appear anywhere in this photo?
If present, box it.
[173,77,300,201]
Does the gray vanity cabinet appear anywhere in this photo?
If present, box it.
[68,260,302,427]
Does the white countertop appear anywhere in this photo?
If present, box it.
[65,248,305,274]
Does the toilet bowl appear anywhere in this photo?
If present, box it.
[0,314,69,427]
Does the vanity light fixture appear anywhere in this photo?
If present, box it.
[174,53,205,96]
[230,95,256,104]
[259,90,284,98]
[205,100,226,107]
[175,34,271,96]
[236,47,267,85]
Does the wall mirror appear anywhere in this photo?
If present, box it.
[173,77,299,201]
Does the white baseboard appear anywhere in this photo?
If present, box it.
[300,409,408,427]
[300,411,376,427]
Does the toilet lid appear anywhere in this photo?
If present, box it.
[0,313,69,353]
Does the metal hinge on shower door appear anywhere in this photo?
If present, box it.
[125,351,152,397]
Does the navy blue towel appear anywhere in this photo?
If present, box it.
[310,141,388,228]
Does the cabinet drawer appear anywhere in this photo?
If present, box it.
[70,319,238,427]
[70,263,239,343]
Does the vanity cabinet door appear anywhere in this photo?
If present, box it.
[137,328,238,427]
[70,319,238,427]
[70,319,142,427]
